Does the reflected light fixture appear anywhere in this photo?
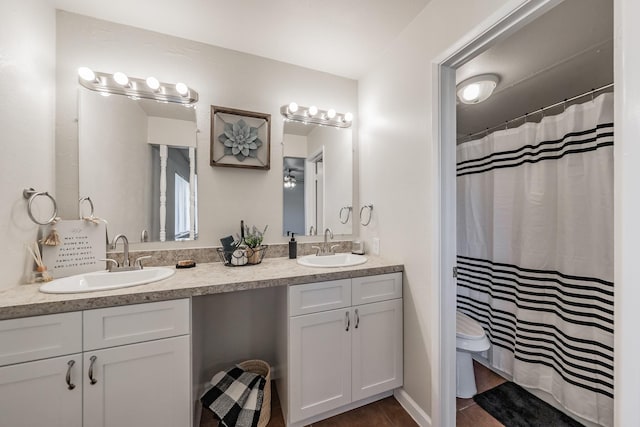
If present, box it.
[284,173,297,189]
[281,102,352,128]
[77,67,198,105]
[456,74,499,104]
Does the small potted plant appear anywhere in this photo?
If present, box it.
[239,224,268,264]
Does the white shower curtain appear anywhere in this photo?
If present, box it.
[456,93,614,426]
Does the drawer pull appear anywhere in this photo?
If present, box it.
[88,355,98,385]
[345,311,350,332]
[66,360,76,390]
[355,309,360,329]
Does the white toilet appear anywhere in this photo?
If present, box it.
[456,311,490,398]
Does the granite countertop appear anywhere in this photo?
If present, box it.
[0,256,403,320]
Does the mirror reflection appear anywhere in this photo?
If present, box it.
[282,122,352,236]
[78,88,198,242]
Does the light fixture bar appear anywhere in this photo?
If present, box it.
[78,70,198,105]
[280,104,353,128]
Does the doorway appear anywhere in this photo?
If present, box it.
[429,0,615,425]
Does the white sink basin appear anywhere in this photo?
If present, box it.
[297,253,367,268]
[39,267,175,294]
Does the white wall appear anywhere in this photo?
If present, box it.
[0,0,56,290]
[358,0,516,417]
[55,11,357,250]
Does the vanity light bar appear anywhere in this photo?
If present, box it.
[280,103,353,128]
[77,68,198,105]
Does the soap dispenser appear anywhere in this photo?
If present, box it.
[289,233,297,259]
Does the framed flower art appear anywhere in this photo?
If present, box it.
[210,106,271,170]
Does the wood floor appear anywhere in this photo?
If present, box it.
[202,362,506,426]
[200,382,418,427]
[456,360,507,427]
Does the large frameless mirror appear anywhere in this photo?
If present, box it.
[282,121,353,236]
[77,88,198,242]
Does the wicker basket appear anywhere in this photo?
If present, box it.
[216,245,269,267]
[238,359,271,427]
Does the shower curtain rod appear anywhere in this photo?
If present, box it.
[458,82,614,143]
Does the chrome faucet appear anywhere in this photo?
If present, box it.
[111,234,130,267]
[103,234,152,272]
[312,228,339,256]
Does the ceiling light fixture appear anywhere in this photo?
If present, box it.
[146,76,160,91]
[77,67,198,105]
[113,72,130,87]
[280,103,353,128]
[456,74,500,104]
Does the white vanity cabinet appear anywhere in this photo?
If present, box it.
[0,312,83,427]
[285,272,403,425]
[0,299,191,427]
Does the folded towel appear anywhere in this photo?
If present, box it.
[200,366,266,427]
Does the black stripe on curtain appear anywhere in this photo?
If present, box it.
[456,123,613,177]
[456,256,614,399]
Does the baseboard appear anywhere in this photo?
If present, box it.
[393,388,432,427]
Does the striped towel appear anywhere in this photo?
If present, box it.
[200,366,266,427]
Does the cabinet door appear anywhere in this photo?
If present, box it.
[0,354,82,427]
[83,336,190,427]
[352,299,403,401]
[289,308,352,423]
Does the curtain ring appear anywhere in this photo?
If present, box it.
[360,204,373,226]
[23,188,58,225]
[339,206,352,224]
[79,196,95,219]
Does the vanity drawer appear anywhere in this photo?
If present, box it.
[0,312,82,366]
[289,279,351,316]
[83,299,190,351]
[352,272,402,305]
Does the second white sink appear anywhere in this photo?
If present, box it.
[297,253,367,268]
[39,267,175,294]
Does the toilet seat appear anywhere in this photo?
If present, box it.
[456,311,485,340]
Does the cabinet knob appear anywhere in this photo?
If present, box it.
[355,309,360,329]
[66,359,76,390]
[88,355,98,385]
[345,311,350,332]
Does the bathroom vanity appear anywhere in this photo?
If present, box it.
[0,256,403,427]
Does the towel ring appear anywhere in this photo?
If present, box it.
[339,206,352,224]
[79,196,95,219]
[359,204,374,226]
[23,188,58,225]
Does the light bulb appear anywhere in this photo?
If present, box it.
[462,83,480,102]
[344,112,353,122]
[176,82,189,95]
[327,109,336,119]
[78,67,96,82]
[288,102,299,114]
[308,105,318,116]
[146,76,160,90]
[113,72,129,86]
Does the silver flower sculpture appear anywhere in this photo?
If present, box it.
[218,119,263,161]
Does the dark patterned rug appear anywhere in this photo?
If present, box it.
[473,382,585,427]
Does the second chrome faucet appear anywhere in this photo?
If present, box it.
[312,228,340,256]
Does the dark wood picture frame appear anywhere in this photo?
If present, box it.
[210,105,271,170]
